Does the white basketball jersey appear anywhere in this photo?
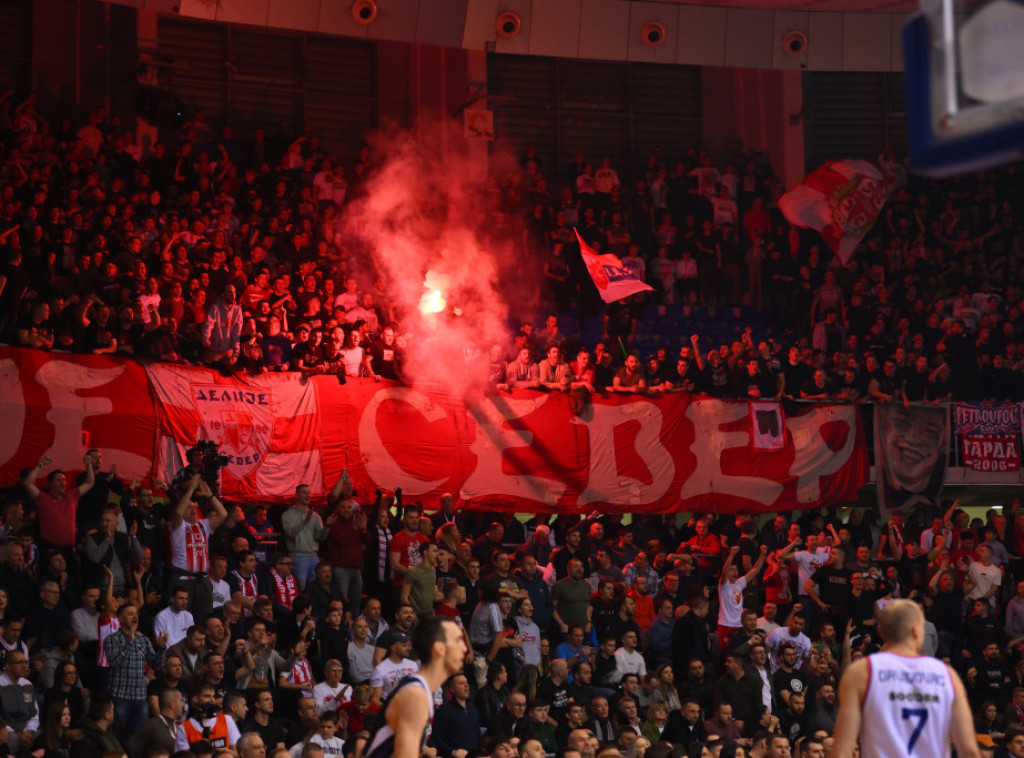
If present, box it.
[861,652,955,758]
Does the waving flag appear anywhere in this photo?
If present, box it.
[778,160,893,264]
[575,228,654,303]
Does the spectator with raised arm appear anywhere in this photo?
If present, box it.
[167,474,228,598]
[22,454,93,554]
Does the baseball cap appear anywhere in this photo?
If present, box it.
[976,735,995,749]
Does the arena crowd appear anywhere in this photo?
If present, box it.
[1,85,1024,758]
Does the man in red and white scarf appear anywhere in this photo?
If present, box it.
[228,551,261,618]
[268,552,299,615]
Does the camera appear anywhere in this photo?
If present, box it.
[191,439,231,472]
[185,439,230,498]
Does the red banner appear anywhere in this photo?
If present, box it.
[146,363,324,503]
[960,433,1021,472]
[0,347,157,487]
[0,348,869,513]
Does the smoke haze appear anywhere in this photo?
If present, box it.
[343,122,537,394]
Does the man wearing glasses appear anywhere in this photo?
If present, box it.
[487,692,530,740]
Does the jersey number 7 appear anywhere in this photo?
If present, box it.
[902,707,929,755]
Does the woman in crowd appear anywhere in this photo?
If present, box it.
[31,703,80,758]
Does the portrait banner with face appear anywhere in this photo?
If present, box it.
[874,403,950,513]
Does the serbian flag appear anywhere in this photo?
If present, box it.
[778,160,893,264]
[575,229,654,303]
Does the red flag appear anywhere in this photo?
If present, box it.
[0,347,868,514]
[147,363,324,502]
[575,229,654,303]
[778,160,893,264]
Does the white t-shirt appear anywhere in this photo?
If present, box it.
[612,648,647,682]
[711,197,739,226]
[154,607,194,648]
[370,658,419,699]
[966,561,1002,602]
[71,607,100,643]
[138,293,161,323]
[313,681,352,715]
[209,577,230,609]
[347,642,375,684]
[515,616,542,667]
[718,576,748,627]
[333,292,359,312]
[792,548,831,595]
[765,627,812,673]
[313,170,334,201]
[310,734,345,758]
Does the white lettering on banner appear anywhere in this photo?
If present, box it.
[961,434,1021,471]
[966,438,1015,459]
[462,395,567,505]
[358,387,449,495]
[571,401,674,506]
[36,361,151,479]
[788,405,858,502]
[0,359,25,468]
[679,399,783,504]
[954,403,1019,430]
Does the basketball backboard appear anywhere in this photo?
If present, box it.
[903,0,1024,176]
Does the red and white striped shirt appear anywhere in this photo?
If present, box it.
[170,519,212,574]
[270,569,298,611]
[96,614,121,667]
[288,658,314,695]
[231,570,259,617]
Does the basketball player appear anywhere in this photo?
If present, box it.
[364,616,467,758]
[832,599,978,758]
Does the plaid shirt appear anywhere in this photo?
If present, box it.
[104,629,164,700]
[623,563,661,594]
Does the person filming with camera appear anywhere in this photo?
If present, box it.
[175,681,240,752]
[169,441,230,502]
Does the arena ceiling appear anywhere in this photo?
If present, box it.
[653,0,920,9]
[141,0,916,72]
[648,0,979,10]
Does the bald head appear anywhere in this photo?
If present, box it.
[877,599,924,647]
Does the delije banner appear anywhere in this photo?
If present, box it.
[953,401,1022,472]
[0,347,868,513]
